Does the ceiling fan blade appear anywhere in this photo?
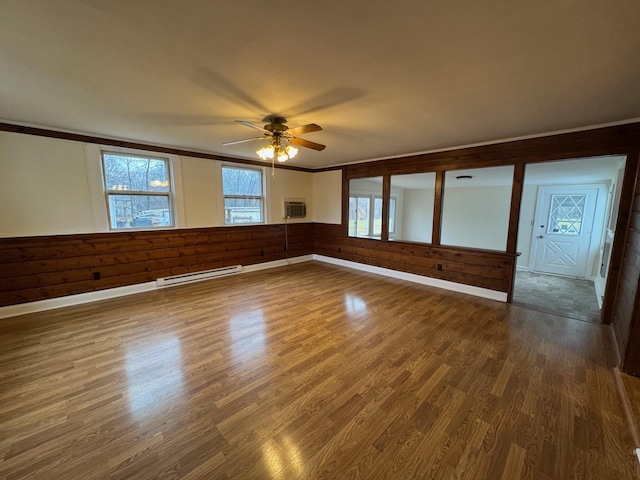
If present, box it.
[235,120,270,133]
[288,136,326,151]
[222,136,268,146]
[285,123,323,135]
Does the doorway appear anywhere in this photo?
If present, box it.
[531,185,602,278]
[513,156,626,323]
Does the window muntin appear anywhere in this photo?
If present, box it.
[222,166,264,224]
[547,194,586,235]
[102,152,174,230]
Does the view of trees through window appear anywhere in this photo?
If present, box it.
[348,177,385,238]
[349,196,372,236]
[222,166,264,224]
[102,152,173,229]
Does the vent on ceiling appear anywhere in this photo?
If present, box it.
[156,265,241,287]
[284,199,306,219]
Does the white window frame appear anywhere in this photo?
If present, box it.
[349,194,397,238]
[221,164,265,225]
[349,194,373,237]
[101,150,176,231]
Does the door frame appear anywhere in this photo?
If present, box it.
[528,183,609,279]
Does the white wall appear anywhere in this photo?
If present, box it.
[441,186,513,251]
[312,170,342,224]
[267,168,313,223]
[349,178,382,195]
[0,131,321,238]
[0,132,95,236]
[400,188,434,243]
[180,155,221,227]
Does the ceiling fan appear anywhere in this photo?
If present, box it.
[223,116,326,162]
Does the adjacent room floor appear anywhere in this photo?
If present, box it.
[512,270,602,323]
[0,262,634,479]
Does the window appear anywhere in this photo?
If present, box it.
[348,177,399,239]
[373,196,397,237]
[349,195,373,237]
[388,197,397,234]
[348,177,383,238]
[102,152,174,229]
[547,194,586,235]
[222,166,264,224]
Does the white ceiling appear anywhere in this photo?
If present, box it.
[1,1,639,169]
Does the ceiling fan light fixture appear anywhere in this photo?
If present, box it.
[285,145,298,159]
[256,144,275,160]
[277,149,289,163]
[226,116,325,162]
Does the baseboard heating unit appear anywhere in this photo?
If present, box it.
[156,265,242,287]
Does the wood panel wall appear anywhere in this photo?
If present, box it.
[0,223,314,307]
[615,150,640,374]
[313,223,516,293]
[341,123,640,177]
[340,124,640,309]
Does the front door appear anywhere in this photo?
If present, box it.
[532,185,599,278]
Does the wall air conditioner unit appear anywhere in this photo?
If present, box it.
[284,199,307,219]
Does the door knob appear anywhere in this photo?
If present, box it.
[537,235,544,239]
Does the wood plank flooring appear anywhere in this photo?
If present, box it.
[0,261,636,479]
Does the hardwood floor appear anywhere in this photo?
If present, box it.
[0,261,636,479]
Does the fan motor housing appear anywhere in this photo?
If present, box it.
[264,116,288,133]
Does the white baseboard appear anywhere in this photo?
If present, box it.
[516,265,530,272]
[594,276,606,309]
[0,282,157,320]
[0,255,314,320]
[0,253,507,319]
[312,255,508,302]
[242,255,313,273]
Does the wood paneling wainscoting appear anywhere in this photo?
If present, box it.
[0,223,516,310]
[313,223,515,294]
[0,223,314,307]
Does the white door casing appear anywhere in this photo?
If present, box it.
[531,185,599,278]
